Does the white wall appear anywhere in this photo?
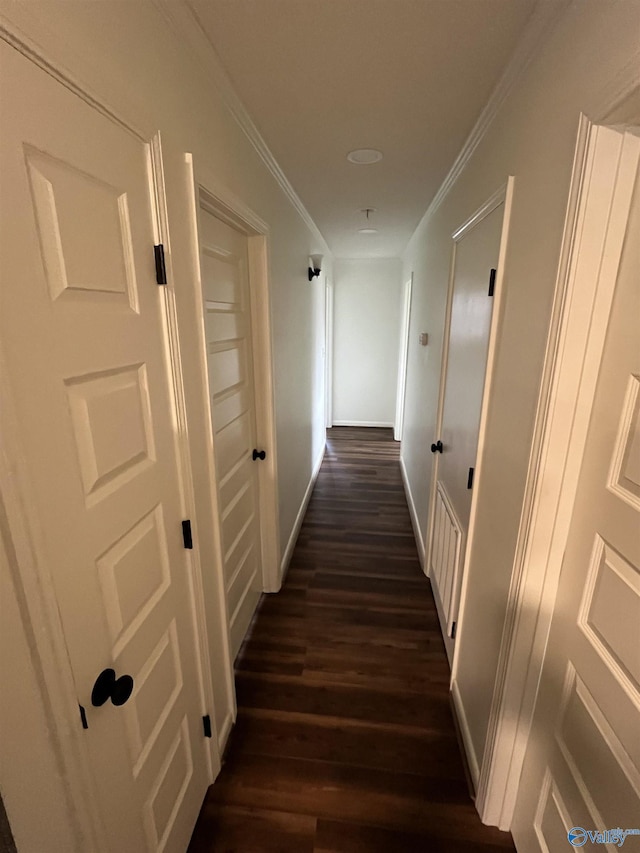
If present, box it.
[400,0,640,781]
[0,2,328,847]
[332,258,403,427]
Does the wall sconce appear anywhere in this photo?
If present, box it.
[308,254,323,281]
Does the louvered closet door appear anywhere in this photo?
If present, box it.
[198,205,262,659]
[0,43,208,852]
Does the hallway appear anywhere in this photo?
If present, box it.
[188,428,515,852]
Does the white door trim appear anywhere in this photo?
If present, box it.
[325,278,334,429]
[477,119,640,829]
[433,181,514,790]
[189,163,282,595]
[394,273,413,441]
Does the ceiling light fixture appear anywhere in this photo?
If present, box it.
[347,148,383,164]
[358,228,378,234]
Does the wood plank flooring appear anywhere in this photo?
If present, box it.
[188,427,516,852]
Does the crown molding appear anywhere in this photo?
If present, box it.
[151,0,330,255]
[415,0,571,232]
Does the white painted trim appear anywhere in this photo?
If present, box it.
[477,121,640,830]
[394,274,413,441]
[400,456,425,569]
[151,0,330,255]
[420,1,569,227]
[451,185,509,241]
[248,233,282,593]
[178,154,238,745]
[451,178,514,679]
[149,136,221,780]
[280,444,326,580]
[193,164,282,597]
[332,421,395,428]
[325,279,334,429]
[451,677,480,791]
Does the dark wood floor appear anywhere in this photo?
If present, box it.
[188,427,516,852]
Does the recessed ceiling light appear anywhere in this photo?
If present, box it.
[358,228,378,234]
[347,148,383,165]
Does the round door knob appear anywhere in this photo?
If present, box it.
[91,668,134,707]
[252,449,266,461]
[430,440,443,454]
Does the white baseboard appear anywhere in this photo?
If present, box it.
[279,443,326,580]
[217,711,234,756]
[451,677,480,792]
[331,420,394,428]
[399,456,425,569]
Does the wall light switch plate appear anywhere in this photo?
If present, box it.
[419,332,429,346]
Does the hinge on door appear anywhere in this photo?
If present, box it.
[467,467,475,490]
[79,704,89,730]
[488,268,496,297]
[451,621,457,640]
[154,244,167,285]
[202,714,212,739]
[182,520,193,550]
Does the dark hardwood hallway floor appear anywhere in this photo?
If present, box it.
[188,427,516,852]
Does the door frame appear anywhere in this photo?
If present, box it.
[394,273,413,441]
[325,277,334,429]
[424,183,514,675]
[187,162,282,597]
[477,119,640,829]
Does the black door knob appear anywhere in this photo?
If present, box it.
[91,668,134,707]
[252,449,266,461]
[430,440,443,454]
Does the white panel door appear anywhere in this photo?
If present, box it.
[511,156,640,850]
[430,203,503,640]
[0,44,208,852]
[198,205,262,660]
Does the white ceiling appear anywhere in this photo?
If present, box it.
[187,0,538,258]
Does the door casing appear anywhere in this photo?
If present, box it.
[394,273,413,442]
[190,168,281,598]
[0,33,278,852]
[477,119,640,828]
[424,180,514,788]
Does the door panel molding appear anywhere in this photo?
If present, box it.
[425,180,514,682]
[149,135,222,779]
[394,273,413,441]
[425,182,513,569]
[478,119,640,829]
